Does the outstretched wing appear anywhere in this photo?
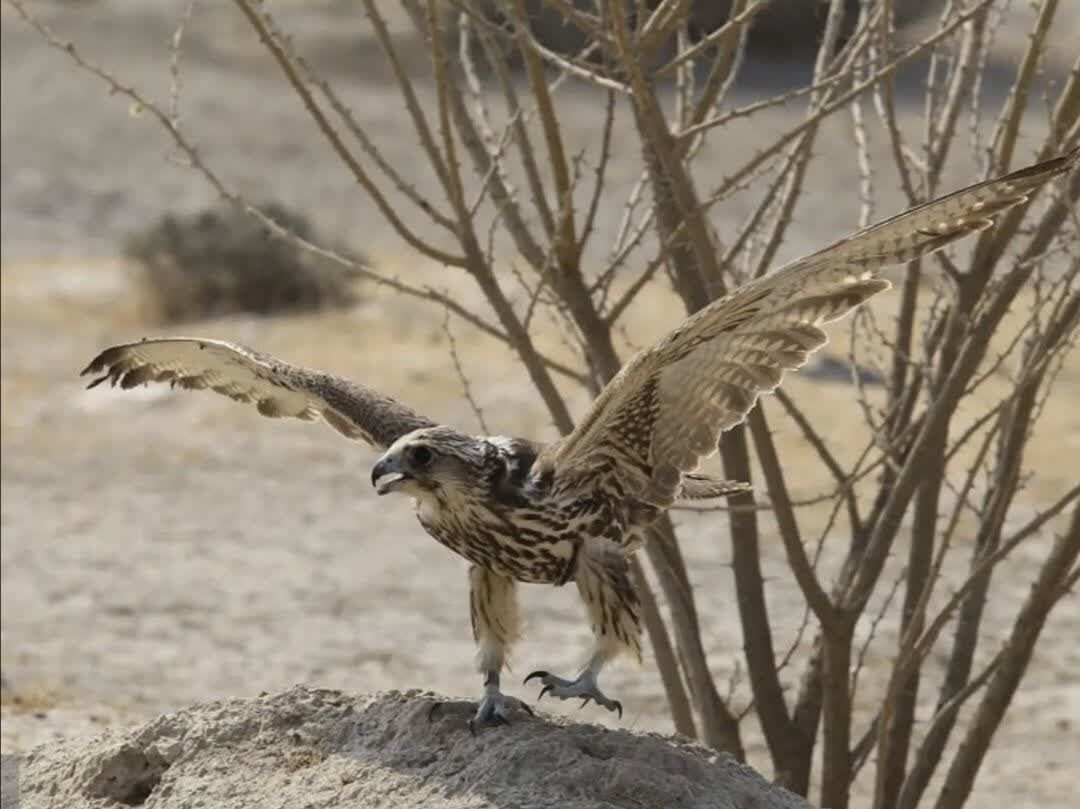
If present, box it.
[540,148,1078,507]
[81,338,435,449]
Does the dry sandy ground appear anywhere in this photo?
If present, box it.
[2,2,1078,808]
[13,686,815,809]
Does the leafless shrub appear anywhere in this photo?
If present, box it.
[11,1,1077,807]
[125,200,361,322]
[454,1,936,62]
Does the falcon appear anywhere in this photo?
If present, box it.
[82,149,1076,729]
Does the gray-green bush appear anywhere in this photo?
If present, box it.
[126,201,359,322]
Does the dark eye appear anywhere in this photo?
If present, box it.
[408,445,434,467]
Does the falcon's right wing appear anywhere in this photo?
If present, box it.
[81,337,436,449]
[537,148,1078,507]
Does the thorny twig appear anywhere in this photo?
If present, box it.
[442,308,491,434]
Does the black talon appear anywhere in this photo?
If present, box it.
[468,719,478,737]
[518,700,536,717]
[522,670,622,719]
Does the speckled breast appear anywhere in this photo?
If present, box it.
[418,508,585,585]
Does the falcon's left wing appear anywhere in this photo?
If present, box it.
[81,337,435,449]
[538,148,1078,507]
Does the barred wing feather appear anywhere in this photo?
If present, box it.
[541,148,1077,506]
[81,337,435,449]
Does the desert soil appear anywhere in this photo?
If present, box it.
[13,686,817,809]
[1,2,1077,808]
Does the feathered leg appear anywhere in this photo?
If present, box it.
[525,538,641,717]
[467,564,530,731]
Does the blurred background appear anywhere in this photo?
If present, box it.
[2,2,1077,806]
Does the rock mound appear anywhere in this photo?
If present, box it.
[12,686,811,809]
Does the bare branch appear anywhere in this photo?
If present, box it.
[295,51,457,231]
[166,1,194,129]
[748,407,835,625]
[630,558,698,740]
[656,0,767,78]
[989,0,1058,175]
[932,505,1080,809]
[441,310,490,434]
[701,0,998,207]
[231,0,467,267]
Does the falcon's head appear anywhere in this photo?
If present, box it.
[370,426,489,500]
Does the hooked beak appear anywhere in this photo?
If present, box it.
[371,455,409,495]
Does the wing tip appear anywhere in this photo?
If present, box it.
[80,348,117,387]
[80,338,161,388]
[993,147,1078,193]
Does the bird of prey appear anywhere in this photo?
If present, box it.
[82,149,1076,729]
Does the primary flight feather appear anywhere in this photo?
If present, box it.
[83,148,1077,728]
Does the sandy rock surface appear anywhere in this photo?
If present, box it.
[2,3,1078,809]
[12,686,812,809]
